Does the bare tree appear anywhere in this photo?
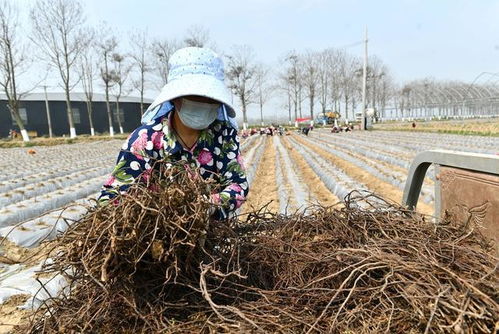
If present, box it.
[316,50,330,117]
[78,29,97,136]
[183,25,210,47]
[0,1,31,141]
[284,51,301,123]
[130,30,150,116]
[340,55,360,122]
[327,49,345,115]
[366,56,385,115]
[302,51,320,120]
[111,53,131,134]
[254,64,272,126]
[150,38,179,89]
[276,69,293,125]
[226,45,258,130]
[31,0,88,138]
[97,34,117,136]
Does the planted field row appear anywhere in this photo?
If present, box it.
[0,141,120,182]
[273,136,314,213]
[304,133,435,204]
[1,128,493,318]
[322,129,498,155]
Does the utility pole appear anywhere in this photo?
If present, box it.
[361,27,368,130]
[43,85,53,138]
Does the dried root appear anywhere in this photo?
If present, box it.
[19,166,498,334]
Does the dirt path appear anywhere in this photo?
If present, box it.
[292,134,434,216]
[281,137,340,207]
[242,137,279,214]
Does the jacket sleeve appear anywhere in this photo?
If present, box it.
[98,127,154,205]
[211,126,249,219]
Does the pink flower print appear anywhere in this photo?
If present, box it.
[236,154,246,170]
[235,194,245,209]
[197,150,213,165]
[211,193,222,205]
[104,175,115,186]
[228,183,242,193]
[151,131,163,150]
[131,132,148,160]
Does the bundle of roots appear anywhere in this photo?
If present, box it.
[20,164,498,333]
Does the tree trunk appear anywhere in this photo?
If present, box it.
[140,78,144,116]
[299,95,302,118]
[4,30,29,141]
[86,100,95,136]
[65,88,76,138]
[44,87,53,138]
[241,97,248,130]
[260,101,263,126]
[309,93,314,120]
[8,105,30,141]
[351,97,356,119]
[105,86,114,136]
[116,98,123,134]
[294,86,298,122]
[344,94,349,122]
[103,50,114,137]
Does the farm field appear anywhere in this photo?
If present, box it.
[375,117,499,136]
[0,129,498,330]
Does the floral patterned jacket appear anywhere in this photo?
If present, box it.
[98,110,249,219]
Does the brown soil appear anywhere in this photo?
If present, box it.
[243,138,279,213]
[0,238,56,268]
[281,137,340,207]
[0,295,29,334]
[293,134,434,216]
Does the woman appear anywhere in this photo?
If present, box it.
[98,47,248,219]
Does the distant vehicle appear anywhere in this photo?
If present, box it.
[316,111,340,124]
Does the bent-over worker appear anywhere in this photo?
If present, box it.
[98,47,249,220]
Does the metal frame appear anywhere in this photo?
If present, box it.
[402,150,499,211]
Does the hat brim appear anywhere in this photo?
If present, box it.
[149,74,236,118]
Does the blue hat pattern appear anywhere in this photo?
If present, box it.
[168,47,225,82]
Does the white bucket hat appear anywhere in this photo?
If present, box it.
[147,47,236,118]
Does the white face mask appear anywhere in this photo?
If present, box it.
[177,98,220,130]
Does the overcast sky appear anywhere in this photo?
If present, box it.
[82,0,499,82]
[16,0,499,121]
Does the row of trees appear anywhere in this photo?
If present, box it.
[0,0,218,141]
[1,0,497,141]
[277,49,392,124]
[0,0,395,136]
